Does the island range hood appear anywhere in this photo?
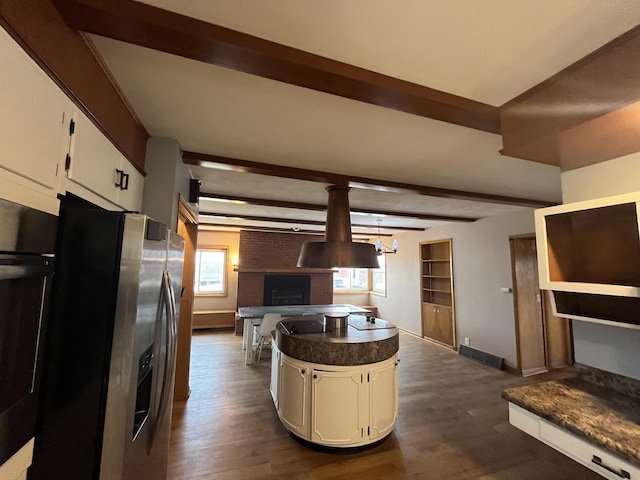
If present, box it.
[297,185,379,269]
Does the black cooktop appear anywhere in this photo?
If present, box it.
[281,319,329,334]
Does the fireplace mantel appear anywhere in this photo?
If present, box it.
[236,267,333,274]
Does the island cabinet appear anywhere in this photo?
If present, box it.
[420,239,456,348]
[534,192,640,328]
[271,346,398,448]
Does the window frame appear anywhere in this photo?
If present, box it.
[332,257,387,296]
[371,254,387,297]
[194,245,228,297]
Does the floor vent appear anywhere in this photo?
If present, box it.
[458,345,504,370]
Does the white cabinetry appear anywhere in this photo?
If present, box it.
[509,403,640,480]
[270,343,280,408]
[272,352,398,448]
[66,111,143,211]
[278,355,309,439]
[368,359,398,440]
[0,27,144,214]
[0,439,34,480]
[0,28,69,214]
[311,369,365,445]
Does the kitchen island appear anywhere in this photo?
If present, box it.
[270,314,399,451]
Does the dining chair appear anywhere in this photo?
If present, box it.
[256,313,282,364]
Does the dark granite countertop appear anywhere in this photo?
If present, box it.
[274,314,399,366]
[502,365,640,467]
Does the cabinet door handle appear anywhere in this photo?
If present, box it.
[121,172,130,190]
[591,455,630,479]
[115,168,124,188]
[313,374,317,379]
[301,369,305,374]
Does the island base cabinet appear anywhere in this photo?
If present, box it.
[311,370,365,445]
[272,353,398,448]
[369,360,398,440]
[278,355,309,439]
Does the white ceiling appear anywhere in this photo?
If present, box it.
[87,1,640,234]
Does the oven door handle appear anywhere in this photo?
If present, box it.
[0,263,53,280]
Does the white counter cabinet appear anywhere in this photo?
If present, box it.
[271,345,398,449]
[509,403,640,480]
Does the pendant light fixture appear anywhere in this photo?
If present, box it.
[375,219,399,255]
[297,185,379,268]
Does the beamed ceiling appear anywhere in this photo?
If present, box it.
[48,0,640,235]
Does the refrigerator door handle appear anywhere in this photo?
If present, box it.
[151,270,177,449]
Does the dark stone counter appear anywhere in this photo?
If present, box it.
[502,365,640,467]
[274,314,399,366]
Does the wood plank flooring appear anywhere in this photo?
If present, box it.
[168,331,600,479]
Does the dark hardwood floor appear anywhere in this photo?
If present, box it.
[168,331,599,479]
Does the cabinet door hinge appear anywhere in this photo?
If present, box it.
[360,374,363,383]
[69,119,75,136]
[368,426,370,436]
[361,428,364,438]
[65,154,71,171]
[367,373,370,383]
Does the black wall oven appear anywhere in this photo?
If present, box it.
[0,198,57,465]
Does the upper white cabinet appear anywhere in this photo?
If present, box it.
[0,28,70,213]
[66,111,143,211]
[534,191,640,328]
[0,27,144,214]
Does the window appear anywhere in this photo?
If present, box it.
[194,247,227,295]
[372,254,386,295]
[333,268,369,291]
[332,257,387,295]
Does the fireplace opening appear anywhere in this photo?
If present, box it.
[263,275,311,306]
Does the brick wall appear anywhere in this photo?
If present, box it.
[237,231,333,307]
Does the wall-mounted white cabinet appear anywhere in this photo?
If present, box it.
[0,27,70,214]
[535,191,640,329]
[0,27,144,214]
[0,439,34,480]
[271,347,398,448]
[66,111,143,211]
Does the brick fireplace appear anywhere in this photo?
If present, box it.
[236,231,333,308]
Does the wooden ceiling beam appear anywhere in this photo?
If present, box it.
[51,0,500,134]
[186,151,555,208]
[500,25,640,170]
[199,192,477,223]
[198,222,375,239]
[199,211,425,231]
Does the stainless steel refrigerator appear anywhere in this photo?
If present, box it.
[28,207,184,480]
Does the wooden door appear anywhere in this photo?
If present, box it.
[510,235,573,376]
[174,196,198,401]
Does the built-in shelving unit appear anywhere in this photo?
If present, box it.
[535,192,640,328]
[420,239,456,348]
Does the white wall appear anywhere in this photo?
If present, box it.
[371,208,535,368]
[560,151,640,380]
[141,137,193,231]
[193,230,240,312]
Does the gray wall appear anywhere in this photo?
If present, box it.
[561,152,640,380]
[370,208,536,369]
[141,137,193,231]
